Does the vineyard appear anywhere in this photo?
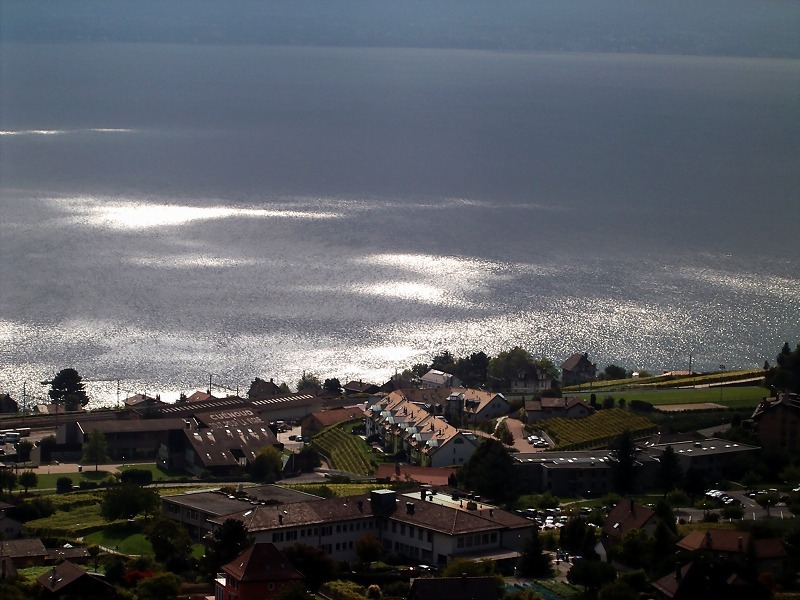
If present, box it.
[310,422,374,476]
[538,408,657,450]
[562,369,764,393]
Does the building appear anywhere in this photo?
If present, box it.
[366,392,481,467]
[420,370,462,389]
[37,561,118,600]
[561,352,597,387]
[652,560,769,600]
[58,417,189,460]
[408,576,500,600]
[300,406,364,439]
[510,364,555,395]
[513,451,620,497]
[162,486,324,540]
[0,538,48,566]
[676,529,787,576]
[596,500,661,561]
[641,439,760,482]
[343,380,381,395]
[450,390,510,425]
[750,392,800,451]
[123,393,167,411]
[215,542,304,600]
[248,378,283,399]
[374,464,457,486]
[524,397,594,423]
[207,488,534,568]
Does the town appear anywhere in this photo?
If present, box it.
[0,344,798,600]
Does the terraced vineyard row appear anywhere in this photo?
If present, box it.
[539,408,657,450]
[311,424,374,476]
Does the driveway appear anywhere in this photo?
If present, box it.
[502,417,550,452]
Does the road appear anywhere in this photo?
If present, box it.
[501,417,552,452]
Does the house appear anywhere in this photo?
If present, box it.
[123,393,167,411]
[510,364,555,395]
[300,406,364,439]
[208,488,534,569]
[676,529,787,576]
[561,352,597,387]
[215,542,304,600]
[652,560,769,600]
[408,575,500,600]
[343,380,381,395]
[513,450,622,496]
[250,393,323,423]
[420,370,462,389]
[1,538,49,566]
[449,390,510,425]
[37,561,118,600]
[596,500,660,562]
[186,390,219,403]
[524,397,594,423]
[750,392,800,451]
[248,378,283,399]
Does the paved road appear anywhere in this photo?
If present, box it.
[502,417,551,453]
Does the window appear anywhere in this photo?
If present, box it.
[457,537,464,548]
[427,531,433,542]
[188,509,199,520]
[268,583,275,591]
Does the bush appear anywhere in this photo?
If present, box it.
[56,477,73,494]
[119,469,154,487]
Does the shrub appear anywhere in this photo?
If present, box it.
[56,477,73,494]
[119,468,154,487]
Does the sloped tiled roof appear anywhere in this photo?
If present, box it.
[677,529,787,559]
[223,542,304,583]
[602,501,656,540]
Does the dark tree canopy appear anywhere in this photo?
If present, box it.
[82,428,109,471]
[457,438,518,501]
[205,518,254,573]
[517,529,552,578]
[603,365,628,380]
[610,430,638,496]
[48,368,89,410]
[101,485,160,520]
[282,543,339,590]
[764,342,800,393]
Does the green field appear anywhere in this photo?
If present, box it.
[117,463,194,481]
[310,421,374,476]
[572,385,765,409]
[84,523,153,556]
[27,468,115,492]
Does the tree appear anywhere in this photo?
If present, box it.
[119,468,153,486]
[136,572,181,600]
[442,557,499,578]
[609,430,637,496]
[756,491,781,517]
[282,543,339,590]
[249,446,283,483]
[517,529,552,577]
[567,560,616,596]
[0,470,18,495]
[457,438,518,501]
[145,516,193,569]
[276,583,313,600]
[658,445,683,495]
[205,518,253,573]
[47,368,89,411]
[612,528,654,570]
[82,428,109,471]
[488,347,534,390]
[598,580,637,600]
[56,476,73,493]
[15,440,33,462]
[18,471,38,493]
[296,372,322,393]
[101,485,159,520]
[764,342,800,393]
[603,365,627,380]
[495,419,514,445]
[323,378,342,393]
[354,534,382,564]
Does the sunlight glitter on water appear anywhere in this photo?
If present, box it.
[62,200,342,229]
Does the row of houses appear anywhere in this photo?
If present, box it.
[364,389,512,467]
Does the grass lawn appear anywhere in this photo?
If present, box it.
[26,501,122,536]
[84,522,154,556]
[27,468,115,492]
[573,386,765,409]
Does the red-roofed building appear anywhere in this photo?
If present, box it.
[300,406,365,439]
[676,529,787,575]
[524,397,594,422]
[374,464,456,486]
[561,352,597,387]
[596,500,660,562]
[215,543,304,600]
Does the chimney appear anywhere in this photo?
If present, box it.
[421,490,426,500]
[357,500,364,512]
[705,531,712,548]
[50,567,57,587]
[738,536,744,552]
[406,502,415,515]
[278,514,283,525]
